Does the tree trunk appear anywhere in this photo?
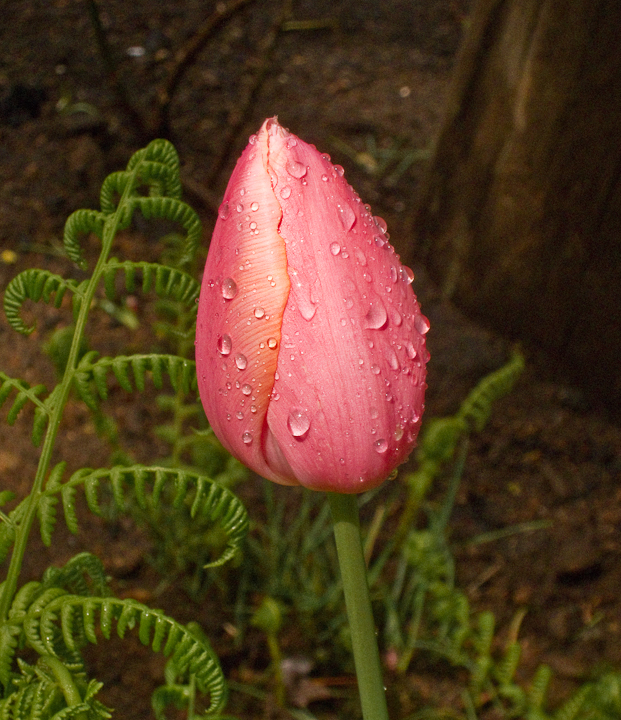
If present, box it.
[413,0,621,410]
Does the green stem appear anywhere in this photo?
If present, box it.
[42,655,87,720]
[0,169,140,624]
[328,493,389,720]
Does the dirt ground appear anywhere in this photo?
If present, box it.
[2,1,621,718]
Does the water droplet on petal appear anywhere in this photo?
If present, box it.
[388,305,402,326]
[217,334,232,355]
[288,407,311,438]
[371,364,381,375]
[405,341,417,360]
[321,174,329,182]
[242,431,253,444]
[373,215,388,234]
[386,348,400,370]
[221,277,238,299]
[235,353,247,370]
[354,248,367,265]
[394,425,404,441]
[286,137,298,149]
[248,134,257,145]
[414,314,430,335]
[267,337,278,349]
[402,265,415,284]
[298,297,317,321]
[374,235,385,249]
[241,383,252,396]
[330,242,341,256]
[280,185,292,199]
[334,164,345,177]
[218,201,230,219]
[236,203,244,213]
[337,203,356,231]
[374,438,388,454]
[343,296,354,310]
[365,300,388,329]
[286,159,307,178]
[390,266,399,284]
[254,307,265,319]
[251,201,259,211]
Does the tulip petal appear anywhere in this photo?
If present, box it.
[261,120,428,492]
[196,127,296,485]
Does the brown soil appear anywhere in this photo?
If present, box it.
[2,1,621,718]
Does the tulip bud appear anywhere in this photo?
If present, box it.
[196,118,429,493]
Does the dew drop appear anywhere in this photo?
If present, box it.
[217,334,232,356]
[267,337,278,349]
[390,266,399,284]
[414,314,430,335]
[298,297,317,321]
[334,164,345,177]
[373,215,388,234]
[280,185,292,199]
[321,174,329,182]
[221,277,238,299]
[248,134,257,145]
[402,265,415,284]
[371,364,381,375]
[218,201,230,219]
[374,438,388,454]
[236,203,244,213]
[343,296,354,310]
[286,159,307,179]
[254,307,265,319]
[241,383,252,396]
[330,242,341,256]
[242,431,253,445]
[287,407,311,438]
[394,425,404,441]
[354,248,367,265]
[386,348,400,370]
[374,235,385,249]
[365,300,388,329]
[286,137,298,149]
[251,201,259,211]
[236,411,244,420]
[388,306,402,326]
[337,203,356,231]
[235,353,248,370]
[321,153,331,162]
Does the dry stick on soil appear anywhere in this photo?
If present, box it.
[86,0,150,143]
[204,0,292,188]
[156,0,259,137]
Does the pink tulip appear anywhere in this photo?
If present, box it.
[196,118,429,493]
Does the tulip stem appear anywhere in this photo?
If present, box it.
[328,492,389,720]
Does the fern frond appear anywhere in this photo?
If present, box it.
[74,353,196,402]
[26,596,227,713]
[0,498,29,565]
[0,623,22,686]
[3,269,84,335]
[36,463,67,547]
[42,553,109,598]
[103,261,200,306]
[128,139,182,199]
[50,466,248,567]
[458,351,525,432]
[553,683,590,720]
[0,373,49,440]
[527,664,552,711]
[131,197,201,265]
[63,210,107,269]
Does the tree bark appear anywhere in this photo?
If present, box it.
[413,0,621,409]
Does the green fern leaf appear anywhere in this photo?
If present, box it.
[132,197,201,264]
[63,209,106,269]
[0,623,22,686]
[60,485,79,535]
[3,269,83,335]
[458,351,525,432]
